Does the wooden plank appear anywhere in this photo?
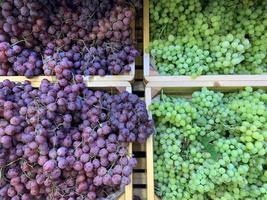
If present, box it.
[145,87,155,200]
[146,80,267,94]
[133,188,146,200]
[135,69,144,80]
[0,76,54,87]
[133,143,146,151]
[143,0,150,78]
[125,143,133,200]
[133,172,146,185]
[145,74,267,83]
[117,194,125,200]
[133,81,145,92]
[135,158,146,170]
[136,56,143,66]
[0,72,135,87]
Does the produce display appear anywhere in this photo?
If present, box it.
[0,76,153,199]
[0,0,139,77]
[150,88,267,200]
[149,0,267,76]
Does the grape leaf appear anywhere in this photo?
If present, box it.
[200,136,219,160]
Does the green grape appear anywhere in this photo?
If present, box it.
[149,0,267,76]
[151,88,267,200]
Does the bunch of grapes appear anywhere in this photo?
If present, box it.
[149,0,267,75]
[0,0,139,76]
[0,41,43,77]
[0,76,153,199]
[42,40,138,76]
[150,87,267,200]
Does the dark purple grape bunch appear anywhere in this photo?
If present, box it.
[13,49,43,77]
[0,78,153,199]
[43,42,82,77]
[106,43,139,75]
[0,79,37,168]
[90,5,133,43]
[103,91,154,143]
[1,0,49,49]
[0,42,22,75]
[82,46,109,76]
[0,42,43,77]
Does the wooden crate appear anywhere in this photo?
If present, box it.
[145,80,267,200]
[0,77,134,200]
[143,0,267,83]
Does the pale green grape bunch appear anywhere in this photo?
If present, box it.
[149,0,267,75]
[150,87,267,200]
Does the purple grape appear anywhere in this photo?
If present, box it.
[73,161,83,171]
[111,174,122,185]
[43,160,56,172]
[57,147,67,157]
[80,153,90,163]
[93,176,103,186]
[122,166,132,176]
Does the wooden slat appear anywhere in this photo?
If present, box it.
[145,74,267,83]
[133,172,146,185]
[145,87,155,200]
[136,56,143,66]
[143,0,150,79]
[135,158,146,170]
[0,75,136,87]
[125,143,133,200]
[133,81,145,92]
[133,143,146,151]
[146,80,267,94]
[135,69,144,80]
[133,188,147,200]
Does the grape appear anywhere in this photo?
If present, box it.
[111,174,121,185]
[150,0,267,75]
[151,87,267,199]
[43,160,56,172]
[0,0,139,76]
[93,176,103,186]
[0,70,152,199]
[122,166,132,176]
[1,135,12,148]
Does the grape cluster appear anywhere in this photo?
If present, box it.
[149,0,267,75]
[0,0,139,76]
[0,42,43,77]
[0,77,153,199]
[150,87,267,200]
